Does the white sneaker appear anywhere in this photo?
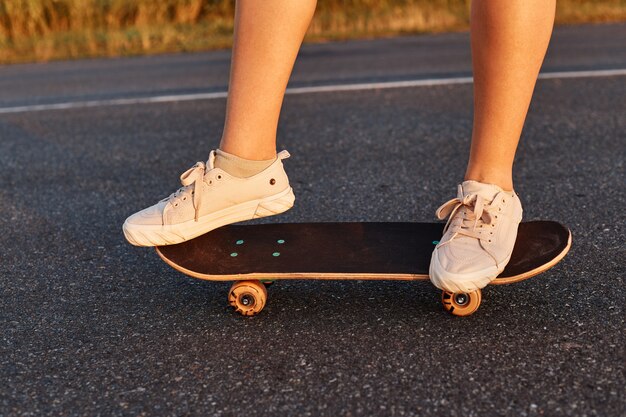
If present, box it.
[123,150,295,246]
[429,180,523,293]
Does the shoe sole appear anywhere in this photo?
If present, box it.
[123,187,295,247]
[429,250,512,293]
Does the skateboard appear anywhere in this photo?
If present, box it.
[156,221,571,317]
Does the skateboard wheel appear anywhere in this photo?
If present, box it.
[228,280,268,316]
[441,289,482,316]
[261,280,274,288]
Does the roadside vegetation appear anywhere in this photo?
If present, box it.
[1,0,625,64]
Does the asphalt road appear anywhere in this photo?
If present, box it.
[1,23,625,416]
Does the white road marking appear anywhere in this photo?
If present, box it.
[1,68,625,115]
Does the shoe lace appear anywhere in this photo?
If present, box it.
[435,185,500,244]
[163,152,216,221]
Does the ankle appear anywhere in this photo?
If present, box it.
[464,170,513,192]
[219,135,277,161]
[214,149,276,178]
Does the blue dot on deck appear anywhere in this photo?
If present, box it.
[230,252,238,257]
[272,252,280,257]
[236,240,244,245]
[277,239,285,244]
[432,240,440,245]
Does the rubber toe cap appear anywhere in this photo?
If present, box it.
[124,201,167,226]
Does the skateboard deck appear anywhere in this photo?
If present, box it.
[156,221,571,316]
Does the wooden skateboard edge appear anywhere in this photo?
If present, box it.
[156,245,428,281]
[492,228,572,285]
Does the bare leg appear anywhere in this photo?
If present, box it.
[465,0,556,191]
[124,1,313,246]
[219,0,317,160]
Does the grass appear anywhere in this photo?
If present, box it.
[0,0,625,64]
